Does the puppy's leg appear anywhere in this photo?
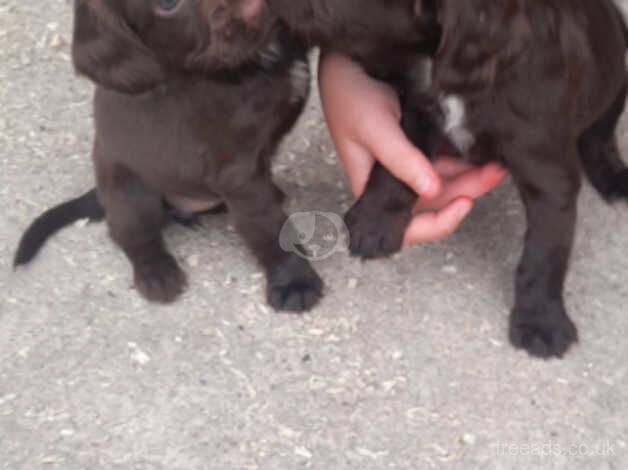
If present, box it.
[578,84,628,201]
[507,146,581,359]
[99,164,187,303]
[221,175,323,312]
[343,107,437,259]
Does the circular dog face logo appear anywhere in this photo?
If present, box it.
[279,211,348,261]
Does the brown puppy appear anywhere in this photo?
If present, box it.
[15,0,323,311]
[348,0,628,358]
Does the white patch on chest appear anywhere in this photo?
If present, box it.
[440,94,475,154]
[289,59,311,103]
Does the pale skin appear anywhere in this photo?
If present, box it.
[318,52,508,245]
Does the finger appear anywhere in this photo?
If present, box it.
[416,163,508,211]
[403,198,473,245]
[361,116,441,198]
[337,141,375,196]
[432,157,476,178]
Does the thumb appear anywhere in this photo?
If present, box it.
[362,116,441,198]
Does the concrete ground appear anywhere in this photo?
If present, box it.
[1,1,628,469]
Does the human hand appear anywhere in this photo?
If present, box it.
[318,51,508,245]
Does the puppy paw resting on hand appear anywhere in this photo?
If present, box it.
[14,0,323,312]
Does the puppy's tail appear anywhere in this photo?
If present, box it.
[13,189,105,267]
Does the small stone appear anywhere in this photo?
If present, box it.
[74,218,89,228]
[356,447,389,459]
[128,343,150,365]
[49,33,65,49]
[0,394,17,406]
[186,254,200,267]
[17,347,30,358]
[294,446,312,459]
[60,428,74,437]
[442,265,458,274]
[461,433,476,445]
[278,425,297,439]
[382,377,407,393]
[347,278,358,289]
[41,456,64,464]
[131,350,150,365]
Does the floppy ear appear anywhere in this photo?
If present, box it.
[72,0,165,94]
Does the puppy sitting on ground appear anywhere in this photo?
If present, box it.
[14,0,323,311]
[348,0,628,358]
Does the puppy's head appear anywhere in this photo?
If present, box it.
[416,0,531,90]
[72,0,276,94]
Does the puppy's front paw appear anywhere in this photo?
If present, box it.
[267,258,323,313]
[134,254,187,304]
[344,200,411,260]
[509,304,578,359]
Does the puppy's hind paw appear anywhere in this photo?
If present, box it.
[509,306,578,359]
[134,254,187,304]
[267,259,323,313]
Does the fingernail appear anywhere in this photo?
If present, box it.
[417,175,434,195]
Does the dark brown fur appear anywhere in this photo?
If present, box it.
[270,0,628,357]
[350,0,628,358]
[268,0,441,81]
[16,0,323,311]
